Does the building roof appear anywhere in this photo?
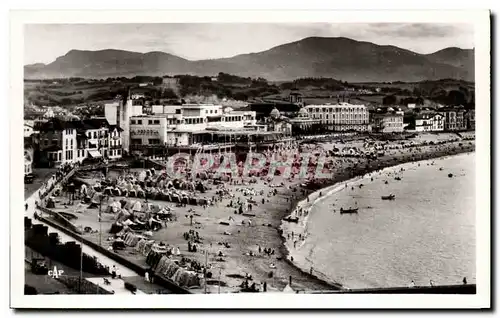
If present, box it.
[270,108,280,118]
[415,112,443,120]
[36,118,110,132]
[82,118,110,130]
[108,125,124,132]
[44,145,62,152]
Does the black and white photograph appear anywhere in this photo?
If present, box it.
[10,10,491,309]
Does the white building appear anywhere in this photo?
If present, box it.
[122,103,257,149]
[24,121,34,137]
[304,103,370,132]
[415,112,445,132]
[37,118,123,164]
[371,107,405,133]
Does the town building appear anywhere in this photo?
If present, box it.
[266,108,293,136]
[464,109,475,130]
[24,137,34,176]
[249,101,302,121]
[415,112,445,132]
[440,107,467,131]
[24,120,34,137]
[108,100,259,155]
[289,91,303,105]
[35,118,122,165]
[304,103,370,132]
[289,107,321,135]
[370,107,405,133]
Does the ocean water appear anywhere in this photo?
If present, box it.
[296,153,476,289]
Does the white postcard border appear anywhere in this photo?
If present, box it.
[10,9,491,309]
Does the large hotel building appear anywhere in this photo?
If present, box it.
[304,103,370,132]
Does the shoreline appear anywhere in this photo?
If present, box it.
[39,137,475,293]
[280,143,475,290]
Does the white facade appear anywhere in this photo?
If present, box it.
[24,123,34,137]
[104,101,119,125]
[415,113,444,132]
[130,116,167,147]
[108,127,123,159]
[371,110,405,133]
[62,128,77,163]
[305,103,370,132]
[130,104,257,147]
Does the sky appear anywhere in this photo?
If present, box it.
[24,23,474,65]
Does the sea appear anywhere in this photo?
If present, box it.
[291,152,476,289]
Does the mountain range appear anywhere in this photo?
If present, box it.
[24,37,474,82]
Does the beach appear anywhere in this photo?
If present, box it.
[44,133,475,293]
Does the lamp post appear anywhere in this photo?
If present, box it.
[78,225,84,294]
[98,196,103,246]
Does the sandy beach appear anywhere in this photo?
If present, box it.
[44,132,475,293]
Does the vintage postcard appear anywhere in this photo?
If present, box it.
[10,10,490,309]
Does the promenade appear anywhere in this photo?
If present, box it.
[25,165,146,295]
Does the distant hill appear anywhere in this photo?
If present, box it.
[425,47,475,69]
[24,37,475,82]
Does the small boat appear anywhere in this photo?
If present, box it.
[439,167,443,171]
[381,194,396,200]
[384,180,389,184]
[340,207,359,214]
[394,177,402,181]
[448,173,453,178]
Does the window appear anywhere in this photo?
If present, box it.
[137,120,142,125]
[117,149,121,155]
[154,120,160,125]
[148,120,153,125]
[52,139,58,145]
[210,110,213,114]
[131,139,142,145]
[93,132,97,139]
[131,120,136,124]
[44,139,48,146]
[58,153,61,161]
[149,139,160,145]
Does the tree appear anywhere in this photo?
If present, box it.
[382,95,397,105]
[447,90,467,105]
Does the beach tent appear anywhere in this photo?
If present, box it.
[106,201,121,213]
[46,197,55,209]
[109,223,123,234]
[115,209,131,223]
[80,184,88,196]
[282,284,295,293]
[138,171,147,182]
[137,189,145,198]
[132,201,142,212]
[103,186,114,195]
